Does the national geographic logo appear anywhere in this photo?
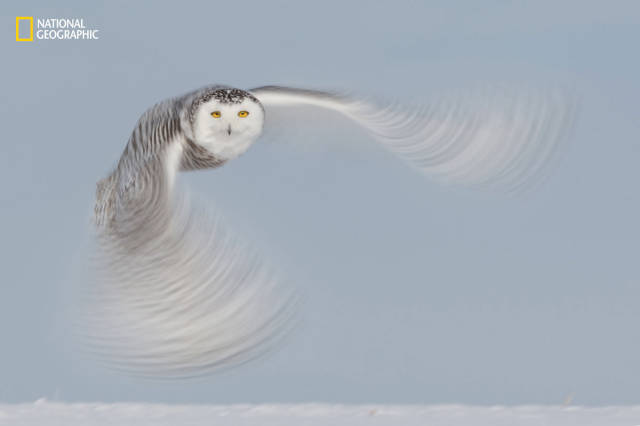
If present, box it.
[15,17,33,41]
[16,17,100,41]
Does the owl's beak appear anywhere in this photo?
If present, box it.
[227,125,232,135]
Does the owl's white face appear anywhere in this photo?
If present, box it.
[192,97,264,160]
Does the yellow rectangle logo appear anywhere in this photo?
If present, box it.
[16,17,34,41]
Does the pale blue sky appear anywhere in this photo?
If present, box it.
[1,0,639,405]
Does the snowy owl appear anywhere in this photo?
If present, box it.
[86,84,574,378]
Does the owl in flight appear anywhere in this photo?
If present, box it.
[88,85,573,377]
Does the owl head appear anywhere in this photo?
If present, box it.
[186,87,265,160]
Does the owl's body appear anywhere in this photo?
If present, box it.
[95,86,263,227]
[87,83,574,377]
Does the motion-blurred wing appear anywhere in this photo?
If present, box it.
[86,100,295,378]
[86,188,295,378]
[250,85,575,190]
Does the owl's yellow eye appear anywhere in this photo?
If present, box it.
[238,110,249,118]
[211,111,221,118]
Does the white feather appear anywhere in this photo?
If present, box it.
[250,85,575,190]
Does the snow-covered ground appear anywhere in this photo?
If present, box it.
[1,401,640,426]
